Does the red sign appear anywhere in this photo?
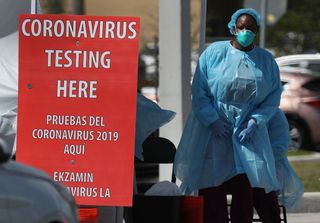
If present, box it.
[17,14,140,206]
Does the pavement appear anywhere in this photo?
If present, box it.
[288,152,320,213]
[288,152,320,162]
[286,213,320,223]
[285,153,320,222]
[289,192,320,213]
[285,192,320,222]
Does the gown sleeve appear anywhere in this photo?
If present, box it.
[250,59,282,125]
[191,50,219,127]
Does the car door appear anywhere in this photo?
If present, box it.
[0,170,11,222]
[0,166,40,223]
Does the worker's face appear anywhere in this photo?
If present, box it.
[234,14,258,34]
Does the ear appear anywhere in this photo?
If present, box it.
[233,27,238,35]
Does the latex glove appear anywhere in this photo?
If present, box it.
[211,119,231,138]
[239,118,258,143]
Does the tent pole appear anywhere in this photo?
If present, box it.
[199,0,207,54]
[31,0,37,14]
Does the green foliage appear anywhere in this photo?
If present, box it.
[290,160,320,192]
[267,0,320,56]
[287,149,315,156]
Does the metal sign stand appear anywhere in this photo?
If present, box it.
[31,0,37,14]
[199,0,207,54]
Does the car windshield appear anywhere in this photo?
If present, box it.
[279,60,320,76]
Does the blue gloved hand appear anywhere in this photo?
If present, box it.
[211,119,231,138]
[239,118,258,143]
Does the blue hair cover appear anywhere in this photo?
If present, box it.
[228,8,261,35]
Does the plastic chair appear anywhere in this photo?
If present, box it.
[132,137,180,223]
[252,205,287,223]
[132,136,203,223]
[141,136,176,182]
[134,136,176,194]
[227,202,287,223]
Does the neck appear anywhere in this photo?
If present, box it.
[231,40,254,51]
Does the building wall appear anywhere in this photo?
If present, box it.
[39,0,201,49]
[84,0,201,50]
[85,0,158,49]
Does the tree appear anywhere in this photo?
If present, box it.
[266,0,320,56]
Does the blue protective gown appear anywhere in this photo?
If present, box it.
[174,41,282,194]
[268,109,304,209]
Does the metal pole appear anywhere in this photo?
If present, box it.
[259,0,267,48]
[181,0,192,123]
[199,0,207,54]
[31,0,37,14]
[73,0,85,15]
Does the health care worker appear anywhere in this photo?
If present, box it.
[253,108,304,223]
[174,8,282,223]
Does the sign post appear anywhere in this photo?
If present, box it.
[31,0,37,14]
[199,0,207,54]
[17,14,140,207]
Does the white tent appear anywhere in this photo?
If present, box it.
[0,0,37,155]
[0,0,31,38]
[0,32,18,117]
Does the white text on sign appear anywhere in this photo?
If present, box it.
[57,80,97,98]
[45,49,111,69]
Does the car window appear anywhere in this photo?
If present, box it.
[279,60,320,76]
[303,79,320,92]
[307,63,320,73]
[279,62,308,73]
[283,61,308,68]
[284,63,300,67]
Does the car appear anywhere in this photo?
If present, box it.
[276,54,320,151]
[0,146,78,223]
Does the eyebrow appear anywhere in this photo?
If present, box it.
[236,20,258,31]
[237,24,256,29]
